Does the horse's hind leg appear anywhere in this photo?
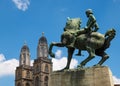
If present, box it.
[96,52,109,65]
[79,47,95,67]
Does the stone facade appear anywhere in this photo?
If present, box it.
[49,66,114,86]
[15,34,52,86]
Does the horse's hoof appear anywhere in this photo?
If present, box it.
[50,53,55,58]
[77,64,85,69]
[93,64,101,67]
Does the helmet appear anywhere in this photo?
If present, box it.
[86,9,93,14]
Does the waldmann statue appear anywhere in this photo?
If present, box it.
[49,9,116,70]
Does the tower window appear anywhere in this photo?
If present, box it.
[23,53,26,64]
[45,64,49,72]
[26,83,30,86]
[44,76,48,86]
[35,76,39,86]
[26,71,30,78]
[36,65,40,72]
[17,83,21,86]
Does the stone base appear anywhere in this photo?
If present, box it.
[49,66,114,86]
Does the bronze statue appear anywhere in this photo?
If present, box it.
[85,9,99,32]
[76,9,99,56]
[49,10,116,70]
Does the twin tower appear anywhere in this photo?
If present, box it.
[15,33,52,86]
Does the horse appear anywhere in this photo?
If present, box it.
[49,18,116,70]
[49,29,115,70]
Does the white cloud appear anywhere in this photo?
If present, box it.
[0,54,19,77]
[52,49,78,71]
[30,60,34,66]
[113,76,120,84]
[12,0,30,11]
[0,54,6,62]
[55,50,62,59]
[0,54,34,77]
[52,57,78,71]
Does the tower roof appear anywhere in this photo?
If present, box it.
[21,43,30,52]
[38,32,47,44]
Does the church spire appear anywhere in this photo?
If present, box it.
[24,40,27,45]
[19,42,30,66]
[42,32,44,36]
[37,32,48,58]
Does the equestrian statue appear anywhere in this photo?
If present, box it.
[49,9,116,70]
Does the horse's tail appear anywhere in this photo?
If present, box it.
[105,28,116,38]
[103,29,116,49]
[90,32,105,48]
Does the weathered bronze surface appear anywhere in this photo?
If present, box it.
[49,9,116,70]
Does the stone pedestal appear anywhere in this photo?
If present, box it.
[49,66,114,86]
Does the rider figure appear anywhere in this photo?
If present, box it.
[85,9,99,32]
[76,9,99,56]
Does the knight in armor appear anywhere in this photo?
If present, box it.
[76,9,99,56]
[85,9,99,32]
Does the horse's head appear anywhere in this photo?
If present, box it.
[64,17,82,31]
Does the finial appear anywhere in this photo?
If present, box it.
[42,32,44,36]
[24,40,27,45]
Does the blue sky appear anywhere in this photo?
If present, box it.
[0,0,120,86]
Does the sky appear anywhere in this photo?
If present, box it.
[0,0,120,86]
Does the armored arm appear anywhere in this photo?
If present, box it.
[86,14,96,29]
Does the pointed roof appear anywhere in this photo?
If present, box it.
[38,32,47,44]
[21,42,29,52]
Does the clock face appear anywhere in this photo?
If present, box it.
[40,46,48,57]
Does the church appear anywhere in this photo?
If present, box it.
[15,33,52,86]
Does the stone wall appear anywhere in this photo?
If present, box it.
[49,66,114,86]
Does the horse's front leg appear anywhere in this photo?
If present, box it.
[49,42,65,57]
[63,48,75,70]
[49,42,55,57]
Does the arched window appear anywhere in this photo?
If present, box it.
[26,83,30,86]
[26,71,30,78]
[36,65,39,72]
[35,76,39,86]
[17,71,21,78]
[17,83,21,86]
[44,76,48,86]
[45,64,49,72]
